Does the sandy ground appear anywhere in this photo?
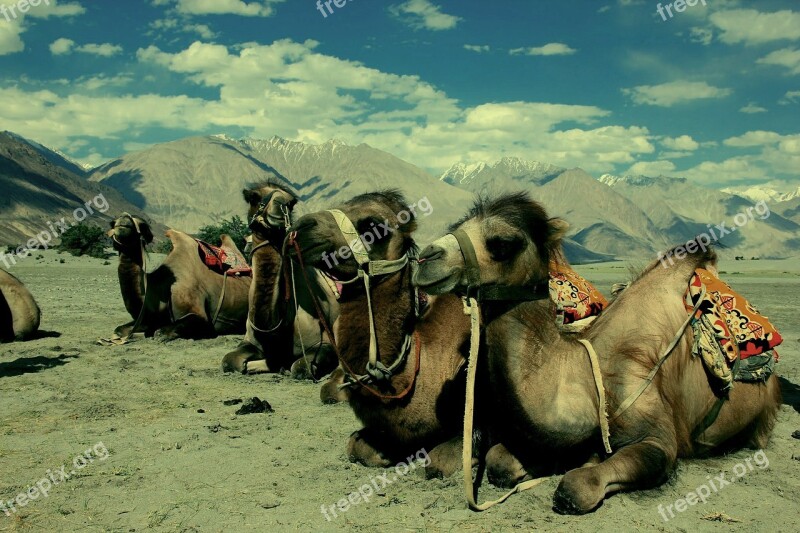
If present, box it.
[1,251,799,532]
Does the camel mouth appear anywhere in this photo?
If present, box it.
[412,266,461,295]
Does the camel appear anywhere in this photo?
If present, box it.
[413,192,781,513]
[221,182,339,379]
[0,268,40,342]
[288,190,471,474]
[108,216,251,341]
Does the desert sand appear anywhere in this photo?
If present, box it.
[1,251,798,532]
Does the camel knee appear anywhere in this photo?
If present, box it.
[486,443,529,488]
[320,369,348,404]
[347,431,392,468]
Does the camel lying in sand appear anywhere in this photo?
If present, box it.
[0,268,40,343]
[288,190,471,475]
[108,216,251,341]
[221,182,339,379]
[413,192,780,513]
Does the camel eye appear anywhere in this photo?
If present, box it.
[357,217,388,241]
[486,235,524,261]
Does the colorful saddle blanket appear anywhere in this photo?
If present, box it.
[197,240,252,276]
[549,262,608,325]
[685,268,781,390]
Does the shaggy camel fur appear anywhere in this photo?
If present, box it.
[221,183,339,378]
[289,190,471,475]
[413,193,781,513]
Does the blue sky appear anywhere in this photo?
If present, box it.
[0,0,798,190]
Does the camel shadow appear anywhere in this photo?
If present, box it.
[0,353,77,378]
[779,377,800,414]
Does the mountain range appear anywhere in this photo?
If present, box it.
[2,131,798,261]
[0,131,158,248]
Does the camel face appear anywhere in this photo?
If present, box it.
[290,190,416,279]
[108,215,153,253]
[243,185,298,239]
[415,193,567,293]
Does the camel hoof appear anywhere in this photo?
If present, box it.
[347,431,392,468]
[222,343,263,374]
[424,439,464,479]
[553,468,603,515]
[320,369,347,404]
[153,328,179,343]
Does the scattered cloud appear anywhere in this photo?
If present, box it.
[598,6,611,14]
[0,19,25,56]
[627,160,676,176]
[660,135,699,151]
[509,43,577,56]
[739,103,767,114]
[623,81,732,106]
[149,18,217,39]
[154,0,284,17]
[709,9,800,46]
[50,39,123,56]
[389,0,461,31]
[0,1,84,56]
[779,90,800,104]
[689,27,713,46]
[463,44,489,53]
[757,47,800,75]
[724,130,784,147]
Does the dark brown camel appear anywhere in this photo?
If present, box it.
[108,216,251,341]
[1,268,40,343]
[413,192,781,513]
[221,182,339,379]
[288,190,471,474]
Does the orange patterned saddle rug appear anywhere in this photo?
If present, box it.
[197,240,252,276]
[685,268,781,389]
[549,262,608,325]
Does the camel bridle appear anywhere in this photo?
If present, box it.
[287,208,422,399]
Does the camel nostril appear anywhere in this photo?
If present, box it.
[418,246,444,263]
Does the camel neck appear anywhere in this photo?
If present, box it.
[336,265,416,377]
[118,254,145,318]
[249,241,286,334]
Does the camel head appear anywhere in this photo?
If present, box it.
[289,190,417,280]
[414,192,568,295]
[108,214,154,253]
[243,182,298,240]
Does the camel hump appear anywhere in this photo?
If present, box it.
[165,230,201,258]
[220,234,244,256]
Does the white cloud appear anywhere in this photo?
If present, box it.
[757,48,800,75]
[724,131,785,148]
[689,27,713,46]
[157,0,284,17]
[779,90,800,105]
[660,135,699,151]
[739,103,767,114]
[627,160,676,176]
[463,44,489,53]
[709,9,800,46]
[389,0,461,31]
[623,81,732,106]
[0,39,659,175]
[49,37,75,55]
[0,18,25,55]
[509,43,577,56]
[50,39,123,56]
[0,1,83,56]
[149,18,217,39]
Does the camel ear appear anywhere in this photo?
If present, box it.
[140,223,154,244]
[243,189,260,206]
[547,218,569,244]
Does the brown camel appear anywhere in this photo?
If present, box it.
[0,268,40,343]
[221,182,339,379]
[108,216,251,341]
[413,192,781,513]
[288,190,471,474]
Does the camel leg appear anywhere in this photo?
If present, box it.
[291,344,338,380]
[553,436,677,515]
[155,313,214,341]
[222,341,265,373]
[486,443,531,488]
[320,367,348,404]
[425,437,468,479]
[114,320,137,338]
[347,428,394,468]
